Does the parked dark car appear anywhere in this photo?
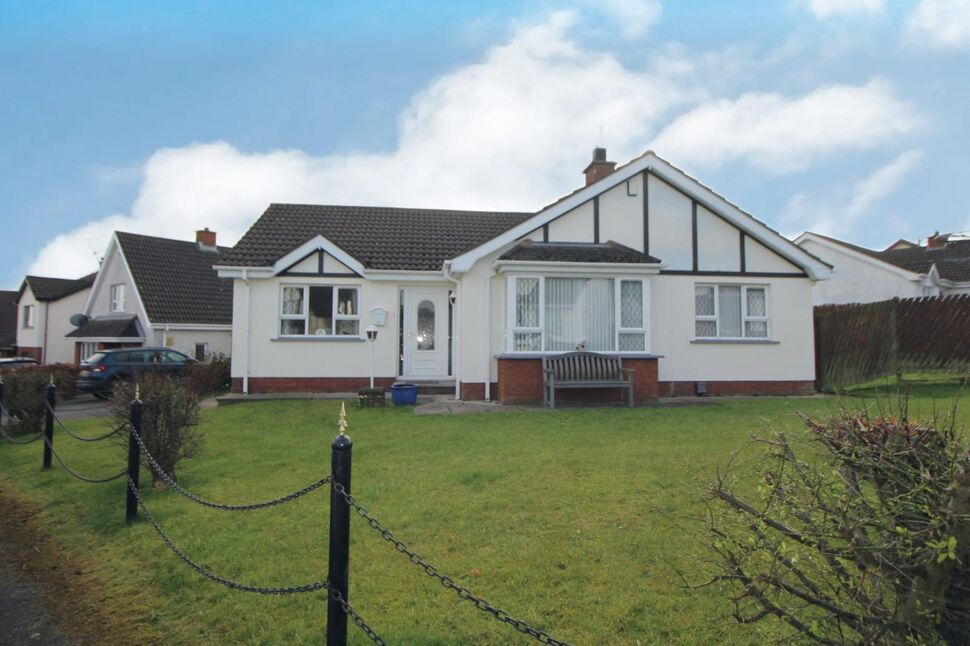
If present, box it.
[77,348,194,398]
[0,357,39,370]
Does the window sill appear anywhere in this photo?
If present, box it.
[272,336,365,343]
[691,338,779,345]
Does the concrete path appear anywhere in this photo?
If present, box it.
[0,536,73,646]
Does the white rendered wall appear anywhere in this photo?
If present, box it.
[547,201,594,242]
[87,244,152,327]
[152,328,232,358]
[696,206,741,272]
[15,286,44,351]
[599,176,643,247]
[647,174,693,269]
[745,236,801,273]
[47,288,91,363]
[798,239,924,305]
[650,275,816,382]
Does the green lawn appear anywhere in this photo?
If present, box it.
[1,381,967,645]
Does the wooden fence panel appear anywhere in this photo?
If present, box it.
[814,294,970,391]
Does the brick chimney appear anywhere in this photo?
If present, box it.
[196,228,217,249]
[583,147,617,186]
[926,231,949,249]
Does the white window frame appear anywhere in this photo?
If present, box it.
[22,304,34,328]
[506,275,650,353]
[694,284,770,340]
[194,342,208,361]
[109,283,126,312]
[279,284,361,338]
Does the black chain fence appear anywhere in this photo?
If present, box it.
[1,391,572,645]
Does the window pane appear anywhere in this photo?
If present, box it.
[745,321,768,338]
[620,280,643,328]
[695,320,717,337]
[282,287,304,315]
[695,286,715,316]
[281,319,305,335]
[718,286,742,337]
[618,332,645,352]
[515,278,540,328]
[513,332,542,351]
[337,288,357,316]
[308,286,334,335]
[746,288,766,317]
[545,278,615,351]
[417,300,435,350]
[336,320,359,336]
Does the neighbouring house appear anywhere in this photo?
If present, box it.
[67,229,232,361]
[0,290,18,357]
[15,273,97,363]
[795,231,970,305]
[217,149,831,403]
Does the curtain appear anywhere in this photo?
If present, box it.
[718,285,742,338]
[545,278,614,351]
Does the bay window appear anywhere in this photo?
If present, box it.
[280,285,360,337]
[508,276,648,353]
[694,284,768,339]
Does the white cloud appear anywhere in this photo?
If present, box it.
[803,0,885,19]
[28,11,691,277]
[904,0,970,49]
[584,0,662,37]
[781,150,923,237]
[649,80,919,173]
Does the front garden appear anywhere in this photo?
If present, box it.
[0,380,967,644]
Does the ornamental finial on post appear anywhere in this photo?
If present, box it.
[135,383,140,401]
[338,401,348,436]
[49,373,55,385]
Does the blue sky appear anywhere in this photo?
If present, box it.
[2,0,969,287]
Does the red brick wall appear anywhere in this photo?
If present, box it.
[233,377,396,394]
[18,347,42,362]
[460,382,498,401]
[497,357,659,406]
[659,380,815,397]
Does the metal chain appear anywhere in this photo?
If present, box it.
[328,587,387,645]
[42,435,128,483]
[45,403,126,442]
[127,477,330,594]
[331,481,572,646]
[130,426,330,511]
[0,422,45,444]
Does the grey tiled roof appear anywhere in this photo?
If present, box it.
[809,233,970,282]
[116,232,233,325]
[221,204,533,271]
[500,241,662,264]
[23,273,96,301]
[67,315,142,339]
[0,290,17,349]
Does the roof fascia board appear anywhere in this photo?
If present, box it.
[82,235,119,316]
[215,266,275,279]
[272,235,365,277]
[451,153,831,279]
[366,270,448,283]
[795,232,922,281]
[68,336,147,343]
[152,323,232,331]
[494,260,662,275]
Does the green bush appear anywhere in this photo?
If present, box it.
[110,372,202,489]
[0,364,79,434]
[182,353,231,397]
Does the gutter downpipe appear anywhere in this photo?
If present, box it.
[42,302,50,364]
[443,262,461,401]
[484,266,498,402]
[242,269,251,396]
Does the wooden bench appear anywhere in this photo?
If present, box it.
[542,352,635,409]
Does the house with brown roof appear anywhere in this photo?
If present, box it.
[217,149,830,402]
[795,231,970,305]
[15,273,97,363]
[68,229,233,362]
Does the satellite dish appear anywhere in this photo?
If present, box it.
[70,313,89,328]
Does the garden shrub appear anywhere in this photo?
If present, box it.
[182,353,231,397]
[704,399,970,645]
[111,373,202,489]
[0,364,79,434]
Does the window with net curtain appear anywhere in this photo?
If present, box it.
[510,277,647,352]
[280,285,360,336]
[694,284,768,339]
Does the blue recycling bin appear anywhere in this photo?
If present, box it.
[390,383,418,406]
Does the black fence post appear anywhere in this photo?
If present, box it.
[0,377,5,428]
[42,381,55,470]
[327,419,353,646]
[126,394,143,523]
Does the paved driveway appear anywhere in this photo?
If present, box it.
[55,395,111,421]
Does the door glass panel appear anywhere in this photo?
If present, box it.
[417,300,435,351]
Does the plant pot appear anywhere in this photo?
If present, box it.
[390,383,418,406]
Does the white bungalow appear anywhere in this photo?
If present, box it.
[217,149,831,403]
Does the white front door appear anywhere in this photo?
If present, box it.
[403,288,450,378]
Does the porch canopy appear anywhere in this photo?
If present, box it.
[67,315,144,342]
